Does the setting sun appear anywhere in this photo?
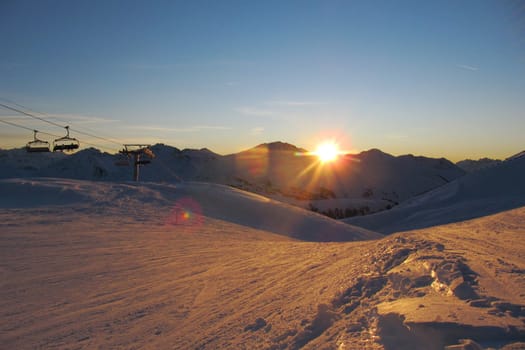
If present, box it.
[315,142,340,163]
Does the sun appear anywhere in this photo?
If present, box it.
[315,141,340,163]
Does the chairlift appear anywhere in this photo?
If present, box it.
[143,147,155,159]
[53,126,80,152]
[26,130,50,153]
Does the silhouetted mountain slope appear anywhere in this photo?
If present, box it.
[0,142,466,205]
[345,155,525,233]
[456,157,502,172]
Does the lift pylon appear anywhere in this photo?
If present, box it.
[119,144,155,181]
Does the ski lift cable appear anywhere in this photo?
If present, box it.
[0,102,122,152]
[0,98,125,147]
[67,127,124,147]
[0,100,124,148]
[0,116,120,153]
[0,118,62,138]
[0,102,64,129]
[0,97,122,146]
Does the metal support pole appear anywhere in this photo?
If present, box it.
[120,144,154,182]
[133,153,140,181]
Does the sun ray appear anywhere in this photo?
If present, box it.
[314,141,340,163]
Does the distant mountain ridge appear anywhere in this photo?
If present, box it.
[456,158,502,172]
[0,141,466,208]
[248,141,308,153]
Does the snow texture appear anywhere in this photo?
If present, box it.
[1,177,524,349]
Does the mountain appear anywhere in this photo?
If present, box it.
[0,142,466,211]
[456,157,502,172]
[341,149,465,201]
[243,141,308,154]
[225,146,465,201]
[220,144,465,205]
[345,154,525,233]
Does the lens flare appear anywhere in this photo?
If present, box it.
[165,197,203,231]
[314,141,340,163]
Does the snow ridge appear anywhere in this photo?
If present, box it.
[0,177,380,241]
[345,155,525,233]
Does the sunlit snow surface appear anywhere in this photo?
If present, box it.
[0,178,379,241]
[1,178,524,349]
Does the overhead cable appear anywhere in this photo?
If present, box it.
[0,118,61,138]
[0,101,122,152]
[0,100,124,146]
[0,102,64,128]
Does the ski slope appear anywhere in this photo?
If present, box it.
[345,155,525,234]
[0,178,379,242]
[1,177,524,349]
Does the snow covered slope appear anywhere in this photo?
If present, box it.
[0,178,380,241]
[1,177,524,349]
[0,148,67,178]
[345,154,525,234]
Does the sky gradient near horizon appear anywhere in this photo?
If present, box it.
[1,0,524,161]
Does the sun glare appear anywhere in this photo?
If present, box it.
[315,142,339,163]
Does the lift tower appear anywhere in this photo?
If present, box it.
[119,144,155,181]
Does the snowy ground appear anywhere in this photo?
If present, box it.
[1,178,524,349]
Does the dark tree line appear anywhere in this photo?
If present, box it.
[309,205,373,219]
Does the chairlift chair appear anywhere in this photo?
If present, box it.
[26,130,50,153]
[143,147,155,159]
[53,126,80,152]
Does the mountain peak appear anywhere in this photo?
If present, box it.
[150,143,181,153]
[357,148,393,159]
[253,141,308,153]
[182,148,219,158]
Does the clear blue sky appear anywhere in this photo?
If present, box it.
[1,0,524,160]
